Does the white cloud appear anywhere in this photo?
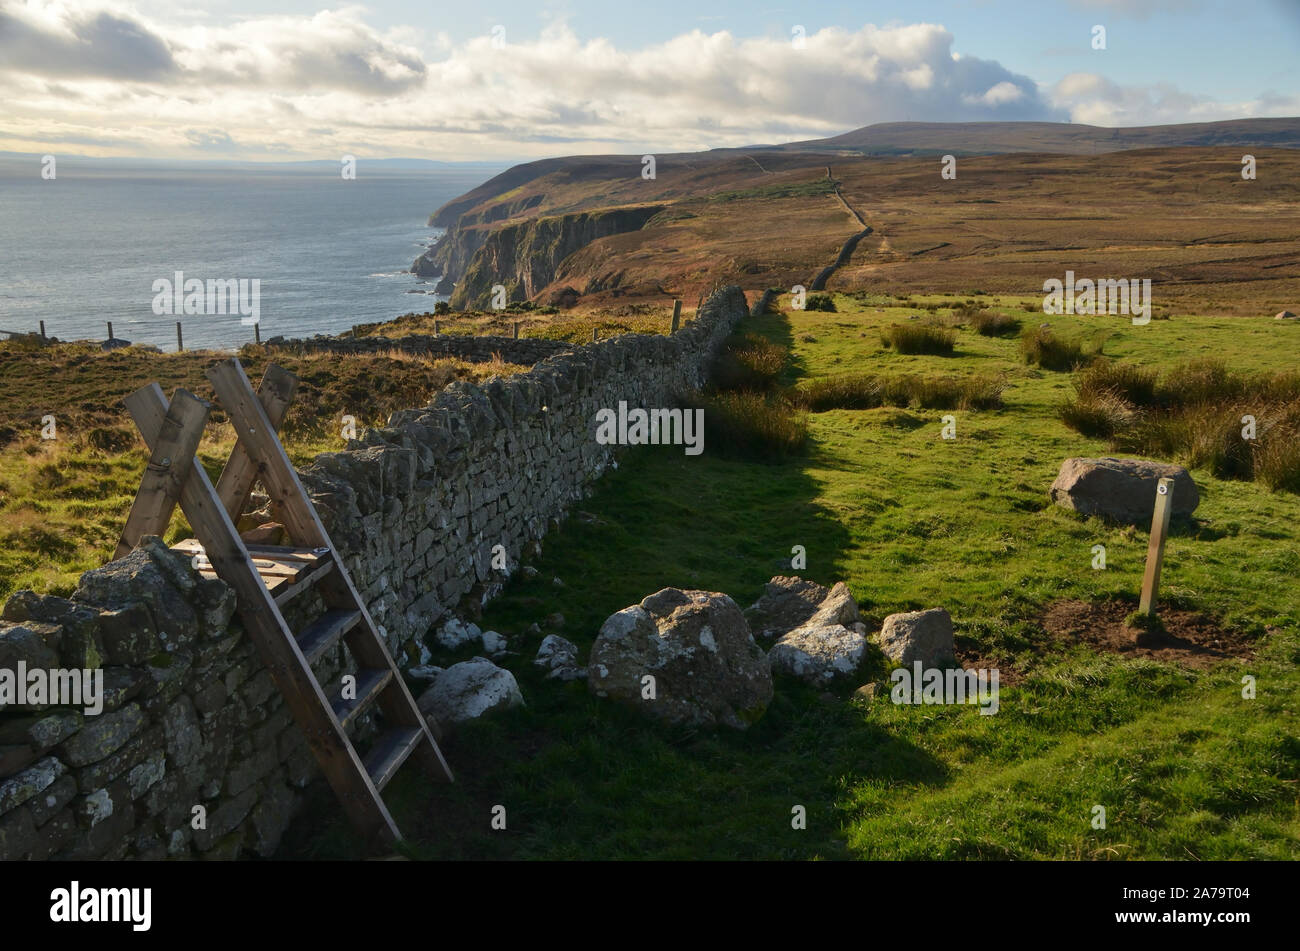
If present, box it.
[1049,71,1300,125]
[0,2,1286,160]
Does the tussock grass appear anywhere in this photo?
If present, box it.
[1019,325,1106,371]
[793,373,1006,412]
[969,310,1023,337]
[1060,358,1300,490]
[804,293,836,312]
[695,391,808,462]
[712,333,788,392]
[881,322,956,355]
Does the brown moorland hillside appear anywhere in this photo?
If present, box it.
[420,142,1300,317]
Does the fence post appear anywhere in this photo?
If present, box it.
[176,322,183,352]
[593,327,598,342]
[254,322,261,344]
[39,320,46,339]
[1139,477,1174,616]
[106,321,113,341]
[434,320,441,336]
[513,321,520,339]
[671,299,682,333]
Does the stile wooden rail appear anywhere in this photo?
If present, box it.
[115,358,452,845]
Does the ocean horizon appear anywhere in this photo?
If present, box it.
[0,159,506,352]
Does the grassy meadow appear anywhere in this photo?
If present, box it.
[0,341,526,598]
[281,293,1300,861]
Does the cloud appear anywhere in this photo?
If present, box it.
[0,5,176,80]
[0,3,1287,161]
[1049,71,1300,125]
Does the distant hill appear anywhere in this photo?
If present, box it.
[419,117,1300,311]
[760,118,1300,156]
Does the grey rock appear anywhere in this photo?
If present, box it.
[587,588,772,730]
[435,617,481,650]
[877,608,956,668]
[769,622,869,685]
[1050,457,1199,525]
[418,657,523,723]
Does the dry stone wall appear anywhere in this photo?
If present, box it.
[262,332,576,367]
[0,285,749,860]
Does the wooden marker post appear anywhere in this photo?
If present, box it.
[176,322,184,352]
[513,321,520,339]
[1139,477,1174,616]
[254,322,261,344]
[39,321,46,339]
[593,327,598,342]
[107,321,114,341]
[671,299,682,333]
[434,320,441,336]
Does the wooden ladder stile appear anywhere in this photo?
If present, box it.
[115,360,452,847]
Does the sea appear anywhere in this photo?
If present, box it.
[0,159,505,352]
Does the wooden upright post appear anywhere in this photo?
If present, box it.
[593,327,599,342]
[434,320,441,336]
[107,321,113,341]
[254,322,261,344]
[671,299,682,333]
[176,322,184,352]
[39,320,46,339]
[513,321,520,339]
[1139,477,1174,616]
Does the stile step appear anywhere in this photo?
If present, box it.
[273,557,336,606]
[363,727,423,792]
[329,668,393,729]
[296,608,361,665]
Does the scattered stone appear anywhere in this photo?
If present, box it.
[525,622,542,637]
[1049,457,1199,525]
[551,577,566,588]
[747,577,867,684]
[769,622,869,685]
[534,634,585,681]
[239,522,285,545]
[418,657,523,724]
[521,566,539,579]
[876,608,956,668]
[745,576,832,639]
[587,588,772,729]
[480,630,507,654]
[407,665,443,682]
[854,682,884,701]
[435,617,481,650]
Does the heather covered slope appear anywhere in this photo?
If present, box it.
[418,142,1300,318]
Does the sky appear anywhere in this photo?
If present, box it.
[1,0,1297,162]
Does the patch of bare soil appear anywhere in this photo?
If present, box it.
[1041,599,1258,669]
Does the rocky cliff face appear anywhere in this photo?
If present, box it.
[442,205,665,310]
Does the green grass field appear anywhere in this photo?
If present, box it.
[282,294,1300,860]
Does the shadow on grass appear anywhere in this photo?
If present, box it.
[276,376,948,859]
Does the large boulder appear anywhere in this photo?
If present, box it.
[417,657,523,724]
[1049,457,1199,525]
[756,579,868,684]
[745,576,859,639]
[587,588,772,730]
[768,622,869,685]
[876,608,955,668]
